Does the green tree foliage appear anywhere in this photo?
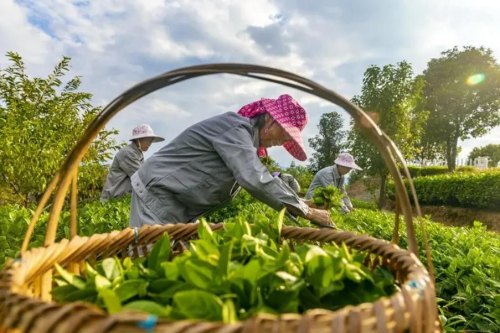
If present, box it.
[349,61,426,208]
[422,46,500,171]
[0,52,120,206]
[308,112,346,172]
[468,144,500,167]
[415,107,447,163]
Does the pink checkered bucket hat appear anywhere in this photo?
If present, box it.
[238,94,308,161]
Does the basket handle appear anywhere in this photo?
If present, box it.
[21,64,432,270]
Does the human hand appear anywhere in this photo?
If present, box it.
[306,208,336,229]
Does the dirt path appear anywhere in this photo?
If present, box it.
[348,177,500,232]
[414,205,499,232]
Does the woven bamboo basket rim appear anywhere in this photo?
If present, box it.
[0,63,439,332]
[1,223,439,333]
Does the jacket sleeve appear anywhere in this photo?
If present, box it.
[211,125,308,216]
[119,148,143,177]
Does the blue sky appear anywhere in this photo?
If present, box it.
[1,0,499,166]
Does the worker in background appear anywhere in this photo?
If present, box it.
[306,152,362,213]
[101,124,164,201]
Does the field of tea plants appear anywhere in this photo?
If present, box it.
[0,194,498,332]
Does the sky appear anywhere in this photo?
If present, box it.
[1,0,499,166]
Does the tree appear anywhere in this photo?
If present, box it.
[308,112,346,172]
[468,144,500,167]
[0,52,120,206]
[349,61,425,208]
[422,46,500,171]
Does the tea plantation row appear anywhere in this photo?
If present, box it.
[0,196,498,332]
[387,169,500,209]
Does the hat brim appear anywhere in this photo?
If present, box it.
[281,125,308,161]
[261,98,308,161]
[335,159,362,170]
[130,136,165,143]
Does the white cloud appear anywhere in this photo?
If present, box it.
[1,0,498,167]
[0,0,58,70]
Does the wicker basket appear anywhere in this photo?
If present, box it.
[0,64,440,333]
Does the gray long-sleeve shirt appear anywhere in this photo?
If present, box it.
[101,143,143,201]
[305,165,353,211]
[130,112,308,226]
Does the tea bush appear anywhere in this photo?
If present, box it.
[387,170,500,209]
[0,198,130,266]
[340,210,500,332]
[0,197,498,332]
[402,166,476,178]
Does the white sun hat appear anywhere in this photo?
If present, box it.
[334,152,362,170]
[129,124,165,142]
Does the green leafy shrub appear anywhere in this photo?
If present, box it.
[0,205,40,266]
[0,198,130,266]
[387,170,500,209]
[339,210,500,332]
[0,52,119,206]
[204,190,256,222]
[1,197,498,332]
[351,199,378,210]
[402,166,476,178]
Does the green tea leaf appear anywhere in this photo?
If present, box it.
[84,262,99,279]
[101,257,121,281]
[217,241,233,277]
[198,219,215,243]
[114,279,147,302]
[147,233,171,273]
[173,290,223,321]
[154,281,191,303]
[99,288,122,314]
[222,299,237,324]
[276,208,285,236]
[181,259,213,289]
[54,263,86,290]
[53,286,97,303]
[123,300,169,317]
[275,271,298,283]
[51,284,80,301]
[240,259,261,284]
[95,275,112,290]
[190,239,220,265]
[161,261,179,281]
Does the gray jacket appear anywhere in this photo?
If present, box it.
[101,143,143,201]
[305,165,353,211]
[130,112,308,226]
